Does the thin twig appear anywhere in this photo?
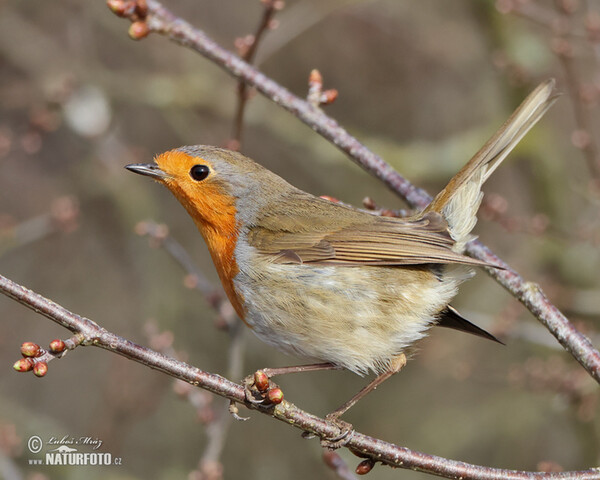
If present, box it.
[231,0,282,148]
[0,195,79,257]
[197,321,245,477]
[2,272,599,480]
[136,221,235,324]
[323,450,359,480]
[134,0,600,384]
[136,220,243,476]
[552,14,600,179]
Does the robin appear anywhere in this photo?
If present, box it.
[126,80,556,420]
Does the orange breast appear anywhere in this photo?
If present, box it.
[204,222,246,323]
[155,150,248,324]
[178,178,247,323]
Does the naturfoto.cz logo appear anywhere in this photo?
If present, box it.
[27,435,122,466]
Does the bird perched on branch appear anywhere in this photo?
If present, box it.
[127,80,557,419]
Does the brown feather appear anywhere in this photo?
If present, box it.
[425,79,558,216]
[247,195,494,267]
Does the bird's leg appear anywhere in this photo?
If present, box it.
[322,354,407,448]
[262,362,341,377]
[243,362,342,405]
[328,353,406,419]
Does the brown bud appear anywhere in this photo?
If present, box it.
[356,459,375,475]
[14,358,34,372]
[33,362,48,377]
[309,69,323,87]
[266,387,284,404]
[135,0,148,17]
[21,342,41,357]
[129,21,150,40]
[49,339,66,353]
[362,197,376,210]
[320,89,338,105]
[107,0,136,17]
[254,370,270,392]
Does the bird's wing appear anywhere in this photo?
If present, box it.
[246,199,494,267]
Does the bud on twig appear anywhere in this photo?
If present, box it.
[254,370,270,392]
[14,358,34,372]
[135,0,148,17]
[266,387,284,404]
[319,89,338,106]
[107,0,136,17]
[129,21,150,40]
[49,339,66,353]
[307,70,338,107]
[33,361,48,377]
[356,458,375,475]
[21,342,41,357]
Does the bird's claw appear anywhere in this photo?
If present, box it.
[243,369,284,407]
[321,415,355,449]
[228,400,250,421]
[243,374,267,404]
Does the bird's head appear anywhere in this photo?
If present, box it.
[126,145,290,235]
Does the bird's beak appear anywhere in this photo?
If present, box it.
[125,163,171,180]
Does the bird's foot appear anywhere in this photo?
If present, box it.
[320,413,355,449]
[243,370,284,407]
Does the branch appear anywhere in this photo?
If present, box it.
[110,0,600,384]
[135,220,243,477]
[230,0,283,149]
[3,272,600,480]
[135,220,235,327]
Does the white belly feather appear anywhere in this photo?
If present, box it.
[234,258,470,375]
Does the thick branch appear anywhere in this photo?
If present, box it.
[138,0,600,385]
[2,272,599,479]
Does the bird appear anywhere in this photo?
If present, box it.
[126,79,557,418]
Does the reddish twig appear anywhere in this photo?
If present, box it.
[3,272,600,479]
[551,36,600,179]
[0,195,79,257]
[135,220,235,326]
[307,69,338,107]
[109,0,600,384]
[230,0,284,149]
[323,450,359,480]
[500,1,600,179]
[136,220,244,476]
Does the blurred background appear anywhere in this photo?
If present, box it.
[1,0,599,478]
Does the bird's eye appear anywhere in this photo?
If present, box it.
[190,164,210,181]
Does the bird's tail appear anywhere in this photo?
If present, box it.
[424,80,558,252]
